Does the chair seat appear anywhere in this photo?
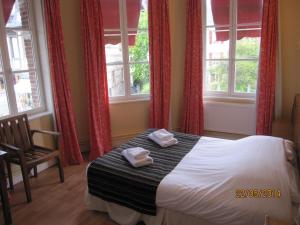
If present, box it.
[7,146,59,167]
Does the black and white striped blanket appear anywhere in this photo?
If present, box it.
[87,129,200,215]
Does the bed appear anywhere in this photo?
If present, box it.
[85,95,300,225]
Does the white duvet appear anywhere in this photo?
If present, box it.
[156,136,300,225]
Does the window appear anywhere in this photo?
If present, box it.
[100,0,149,101]
[0,0,44,117]
[203,0,263,98]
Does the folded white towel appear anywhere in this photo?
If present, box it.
[121,149,153,168]
[152,129,174,141]
[126,147,150,160]
[148,133,178,147]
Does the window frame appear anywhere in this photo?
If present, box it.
[202,0,261,100]
[105,0,150,103]
[0,0,46,119]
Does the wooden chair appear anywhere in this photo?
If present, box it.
[0,114,64,203]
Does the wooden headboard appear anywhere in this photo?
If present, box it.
[292,94,300,150]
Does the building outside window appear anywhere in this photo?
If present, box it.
[0,0,45,117]
[203,0,263,99]
[101,0,149,102]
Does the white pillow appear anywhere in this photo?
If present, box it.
[284,139,297,165]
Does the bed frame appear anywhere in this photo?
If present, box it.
[292,94,300,175]
[86,94,300,225]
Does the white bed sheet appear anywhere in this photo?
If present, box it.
[85,191,299,225]
[85,136,300,225]
[85,191,214,225]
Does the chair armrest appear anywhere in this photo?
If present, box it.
[31,129,60,137]
[0,143,22,154]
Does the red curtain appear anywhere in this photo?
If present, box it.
[44,0,83,165]
[256,0,278,135]
[148,0,171,129]
[2,0,15,23]
[181,0,204,135]
[81,0,112,161]
[211,0,263,41]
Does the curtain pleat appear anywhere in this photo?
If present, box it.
[181,0,204,135]
[148,0,171,129]
[256,0,278,135]
[44,0,83,165]
[80,0,112,161]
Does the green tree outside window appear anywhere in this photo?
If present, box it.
[129,10,150,94]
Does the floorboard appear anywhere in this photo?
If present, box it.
[2,162,119,225]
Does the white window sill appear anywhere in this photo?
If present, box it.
[204,96,256,105]
[0,109,52,121]
[109,97,150,105]
[28,111,53,121]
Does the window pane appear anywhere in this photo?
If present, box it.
[100,0,120,30]
[104,33,123,64]
[127,0,149,63]
[0,55,2,73]
[14,72,40,112]
[0,74,9,117]
[100,0,123,65]
[5,0,30,29]
[236,0,262,58]
[127,0,148,30]
[237,0,263,27]
[107,65,125,97]
[236,35,260,59]
[206,28,229,59]
[234,60,258,94]
[127,0,149,96]
[0,0,44,114]
[128,30,149,63]
[206,60,229,92]
[206,0,230,27]
[130,63,149,95]
[6,30,34,71]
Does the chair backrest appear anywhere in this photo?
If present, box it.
[0,114,33,151]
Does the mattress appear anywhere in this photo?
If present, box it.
[85,190,215,225]
[86,136,300,225]
[85,191,299,225]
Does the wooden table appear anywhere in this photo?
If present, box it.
[0,150,12,225]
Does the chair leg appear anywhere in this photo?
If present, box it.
[6,162,14,191]
[56,156,64,183]
[20,159,31,203]
[33,166,38,178]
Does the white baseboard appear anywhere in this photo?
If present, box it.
[79,140,90,152]
[78,128,245,157]
[79,130,145,152]
[112,130,144,147]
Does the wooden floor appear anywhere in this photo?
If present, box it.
[2,162,119,225]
